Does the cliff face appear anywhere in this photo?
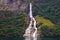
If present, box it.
[0,0,28,11]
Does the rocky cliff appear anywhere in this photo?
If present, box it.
[0,0,28,11]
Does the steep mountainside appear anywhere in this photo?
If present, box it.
[0,0,60,37]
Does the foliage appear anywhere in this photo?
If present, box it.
[41,25,60,37]
[33,0,60,25]
[0,0,60,37]
[35,15,60,37]
[31,0,60,37]
[0,11,28,36]
[35,15,55,27]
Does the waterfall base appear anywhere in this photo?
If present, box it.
[23,34,32,37]
[23,30,38,38]
[23,31,34,37]
[23,26,38,37]
[24,37,37,40]
[23,34,38,38]
[23,30,41,38]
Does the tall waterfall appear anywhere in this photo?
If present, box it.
[23,3,37,38]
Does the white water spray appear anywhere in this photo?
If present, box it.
[23,3,37,38]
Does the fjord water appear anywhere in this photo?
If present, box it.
[0,37,59,40]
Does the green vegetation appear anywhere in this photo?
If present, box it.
[0,11,28,37]
[0,0,60,37]
[35,15,60,37]
[32,0,60,37]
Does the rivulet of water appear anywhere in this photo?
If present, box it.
[23,3,37,40]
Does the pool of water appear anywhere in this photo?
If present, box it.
[0,37,60,40]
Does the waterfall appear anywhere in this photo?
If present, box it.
[23,3,37,38]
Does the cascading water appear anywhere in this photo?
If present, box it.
[23,3,37,39]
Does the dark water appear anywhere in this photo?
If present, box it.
[0,37,60,40]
